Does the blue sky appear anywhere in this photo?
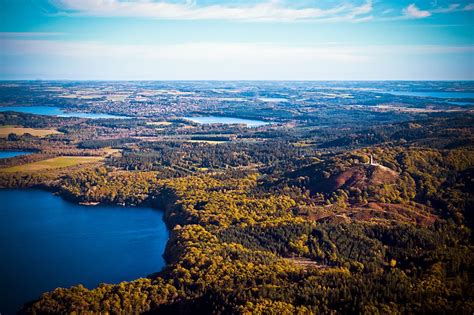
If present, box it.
[0,0,473,80]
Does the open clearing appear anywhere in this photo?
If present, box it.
[284,258,329,270]
[101,148,122,156]
[185,139,229,144]
[0,126,62,138]
[0,156,103,173]
[146,121,173,126]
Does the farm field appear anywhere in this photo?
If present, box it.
[0,156,103,173]
[145,121,173,126]
[0,126,62,138]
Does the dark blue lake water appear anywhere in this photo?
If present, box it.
[0,106,130,119]
[0,189,168,314]
[0,151,30,159]
[183,116,269,127]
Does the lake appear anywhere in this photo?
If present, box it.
[0,189,168,314]
[258,97,288,103]
[0,151,30,159]
[382,91,474,100]
[0,106,130,119]
[183,116,269,127]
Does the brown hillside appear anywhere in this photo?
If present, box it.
[328,164,398,192]
[296,202,437,227]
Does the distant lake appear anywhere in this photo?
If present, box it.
[0,151,30,159]
[447,101,474,106]
[383,91,474,99]
[183,116,269,127]
[0,189,168,314]
[0,106,130,119]
[258,97,288,103]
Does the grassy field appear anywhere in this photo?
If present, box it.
[146,121,173,126]
[0,126,62,138]
[185,140,229,144]
[0,156,103,173]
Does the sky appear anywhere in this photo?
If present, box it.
[0,0,473,80]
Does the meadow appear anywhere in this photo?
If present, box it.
[0,156,103,173]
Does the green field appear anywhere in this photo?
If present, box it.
[0,156,103,173]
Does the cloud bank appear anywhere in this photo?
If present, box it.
[50,0,373,22]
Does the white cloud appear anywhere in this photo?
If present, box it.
[50,0,372,22]
[383,2,474,21]
[404,4,431,18]
[433,4,460,13]
[464,3,474,11]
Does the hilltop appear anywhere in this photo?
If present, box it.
[322,162,398,193]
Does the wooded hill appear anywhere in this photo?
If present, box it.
[21,142,474,314]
